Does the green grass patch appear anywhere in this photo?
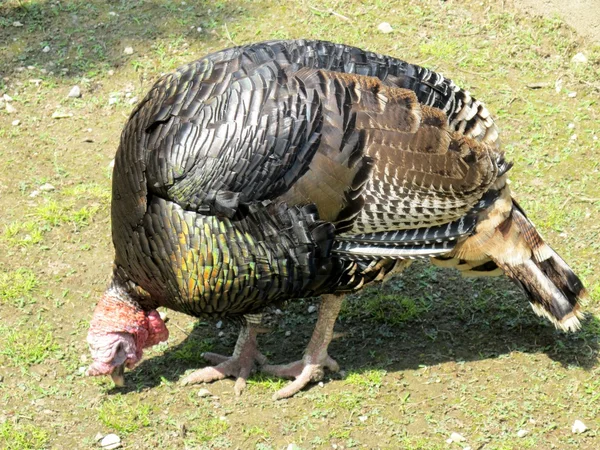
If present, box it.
[0,268,38,307]
[345,369,386,390]
[97,395,153,434]
[0,324,60,366]
[0,421,49,450]
[341,291,428,325]
[186,416,230,444]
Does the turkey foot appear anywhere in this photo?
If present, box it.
[181,320,267,396]
[262,294,344,400]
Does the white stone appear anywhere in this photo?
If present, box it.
[286,445,301,450]
[42,46,50,53]
[29,190,40,198]
[6,103,16,114]
[572,420,587,434]
[128,96,139,105]
[358,415,367,422]
[570,134,578,141]
[108,97,118,106]
[555,79,563,93]
[12,21,23,27]
[568,92,577,98]
[197,388,212,397]
[378,22,393,34]
[109,11,117,16]
[100,433,121,449]
[571,52,588,64]
[159,310,167,321]
[3,94,13,102]
[68,85,81,98]
[284,330,291,337]
[51,111,73,119]
[124,46,134,55]
[12,119,20,126]
[448,432,466,443]
[197,26,203,32]
[318,381,324,387]
[517,429,529,438]
[216,320,223,329]
[108,69,115,76]
[568,122,575,129]
[307,305,317,313]
[94,432,104,441]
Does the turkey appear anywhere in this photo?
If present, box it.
[86,39,587,400]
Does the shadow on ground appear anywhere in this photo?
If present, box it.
[114,262,599,394]
[0,0,245,78]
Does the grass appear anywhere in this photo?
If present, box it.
[0,0,598,448]
[0,422,49,450]
[97,395,153,434]
[0,324,60,366]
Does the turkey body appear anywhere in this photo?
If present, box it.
[87,39,587,397]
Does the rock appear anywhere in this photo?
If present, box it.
[307,305,317,314]
[216,320,223,329]
[68,85,81,98]
[3,94,13,102]
[123,46,134,55]
[39,183,55,192]
[555,78,563,93]
[274,309,283,315]
[285,330,291,337]
[448,432,466,443]
[128,96,138,105]
[572,420,587,434]
[6,103,17,114]
[42,46,50,53]
[159,310,167,321]
[286,445,301,450]
[517,429,529,438]
[12,119,20,126]
[51,111,73,119]
[108,69,115,76]
[12,21,23,27]
[568,92,577,98]
[318,381,324,387]
[197,388,212,397]
[29,190,40,198]
[109,11,117,16]
[100,433,121,449]
[571,52,588,64]
[94,432,104,442]
[377,22,393,34]
[358,415,367,422]
[29,79,43,86]
[218,331,225,337]
[108,97,118,106]
[197,26,203,32]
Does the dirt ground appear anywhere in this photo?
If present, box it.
[0,0,599,449]
[511,0,600,43]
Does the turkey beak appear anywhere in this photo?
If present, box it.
[111,363,125,387]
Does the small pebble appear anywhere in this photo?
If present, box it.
[218,331,225,337]
[377,22,393,34]
[571,52,588,64]
[109,11,117,16]
[159,310,167,321]
[39,183,55,192]
[568,92,577,98]
[52,111,73,119]
[108,69,115,76]
[29,190,40,198]
[29,78,42,86]
[197,388,212,397]
[285,330,291,337]
[6,103,17,114]
[216,320,223,329]
[358,415,367,422]
[448,432,466,443]
[3,94,13,102]
[42,46,50,53]
[108,97,118,106]
[94,432,104,442]
[572,420,587,434]
[12,119,20,126]
[318,381,324,388]
[197,26,203,32]
[274,309,283,315]
[13,21,23,27]
[78,366,86,374]
[123,46,134,55]
[100,433,121,449]
[307,305,317,314]
[68,85,81,98]
[517,429,529,438]
[128,96,139,105]
[286,445,301,450]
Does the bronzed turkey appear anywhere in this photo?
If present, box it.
[86,39,587,399]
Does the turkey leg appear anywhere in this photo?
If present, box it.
[180,314,267,395]
[262,294,343,400]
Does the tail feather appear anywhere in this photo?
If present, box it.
[445,189,587,332]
